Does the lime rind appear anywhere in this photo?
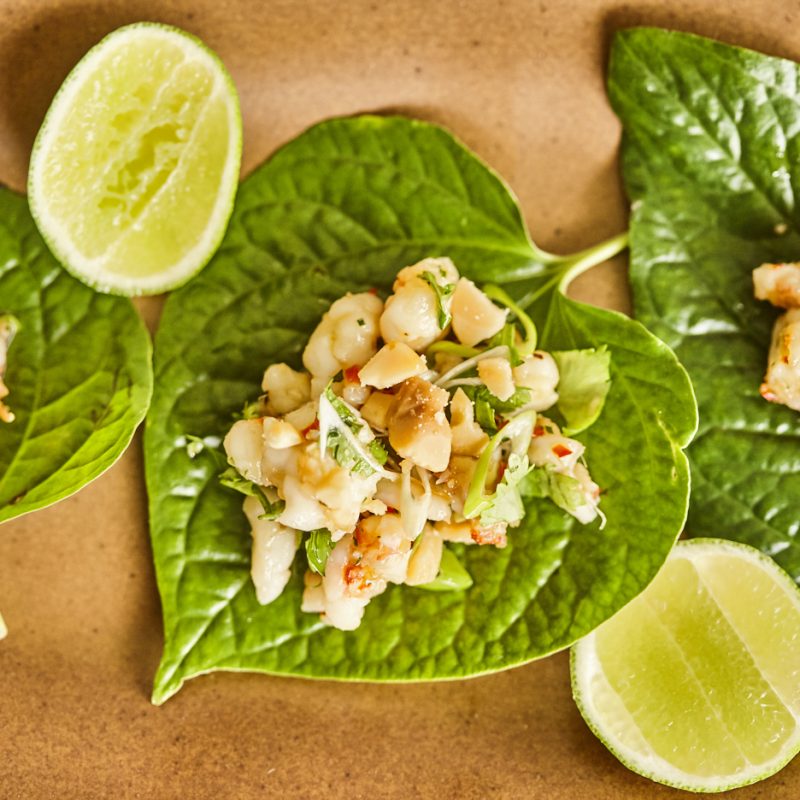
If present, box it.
[28,21,242,296]
[571,538,800,793]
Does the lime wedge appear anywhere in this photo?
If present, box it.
[571,538,800,793]
[28,22,241,295]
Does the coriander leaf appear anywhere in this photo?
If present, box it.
[145,115,695,703]
[415,547,473,592]
[237,399,265,420]
[609,28,800,581]
[0,187,152,524]
[419,270,455,328]
[463,384,532,421]
[520,466,586,517]
[552,347,611,435]
[474,392,499,433]
[479,453,533,526]
[305,529,334,575]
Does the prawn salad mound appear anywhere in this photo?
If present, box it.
[145,114,696,703]
[221,258,607,631]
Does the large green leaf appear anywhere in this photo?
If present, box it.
[0,187,152,523]
[609,28,800,582]
[145,115,696,703]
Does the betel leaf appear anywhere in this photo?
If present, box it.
[144,115,696,703]
[0,187,152,524]
[609,28,800,581]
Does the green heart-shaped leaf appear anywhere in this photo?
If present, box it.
[609,28,800,582]
[0,187,152,524]
[145,116,696,703]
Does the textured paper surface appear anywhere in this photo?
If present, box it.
[0,0,798,797]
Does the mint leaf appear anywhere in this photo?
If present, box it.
[305,529,334,576]
[552,347,611,435]
[610,28,800,581]
[145,115,695,703]
[0,188,152,524]
[419,270,455,328]
[219,466,285,520]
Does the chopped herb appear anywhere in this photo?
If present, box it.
[461,385,532,432]
[305,529,334,575]
[219,466,286,519]
[477,453,533,526]
[519,465,585,517]
[356,318,366,327]
[319,385,392,478]
[420,270,455,329]
[184,435,226,467]
[234,397,266,420]
[369,439,389,464]
[185,435,206,459]
[474,393,498,433]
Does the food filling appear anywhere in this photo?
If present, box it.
[220,258,610,630]
[753,262,800,411]
[0,315,19,424]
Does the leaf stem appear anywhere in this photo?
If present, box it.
[555,231,630,292]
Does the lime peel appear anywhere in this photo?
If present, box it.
[28,22,242,296]
[571,538,800,793]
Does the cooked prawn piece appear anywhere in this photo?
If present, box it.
[513,351,559,410]
[244,496,300,605]
[451,278,507,346]
[760,308,800,411]
[0,316,19,424]
[303,292,383,391]
[380,258,458,351]
[262,363,311,415]
[306,514,413,629]
[753,262,800,309]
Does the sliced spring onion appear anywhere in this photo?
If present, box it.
[434,344,510,387]
[426,340,482,359]
[482,285,537,356]
[400,461,432,539]
[463,410,536,519]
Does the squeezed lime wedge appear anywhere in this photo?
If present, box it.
[571,538,800,793]
[28,22,242,295]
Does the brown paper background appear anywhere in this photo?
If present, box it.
[1,1,798,797]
